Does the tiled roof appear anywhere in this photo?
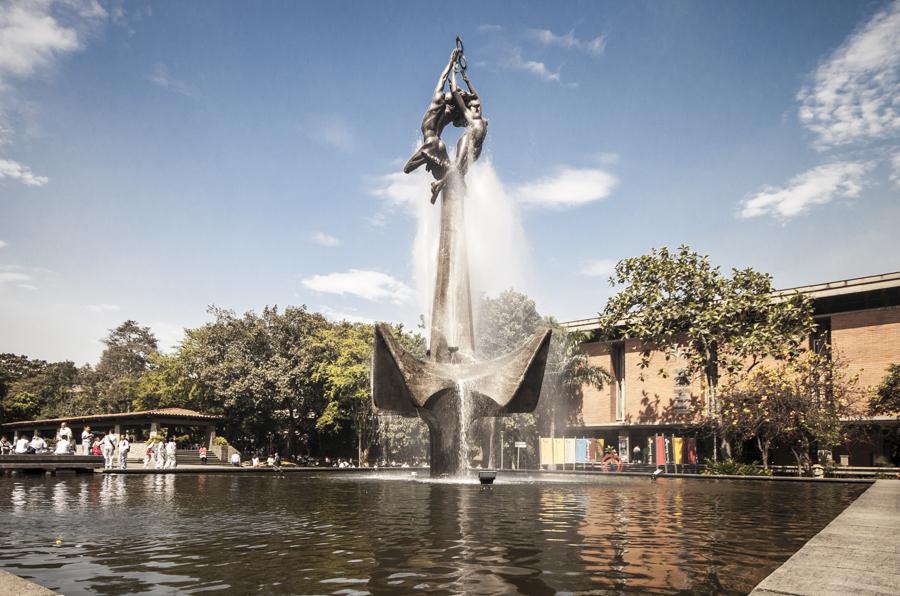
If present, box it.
[0,407,223,428]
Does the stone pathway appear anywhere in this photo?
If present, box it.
[0,570,58,595]
[751,480,900,596]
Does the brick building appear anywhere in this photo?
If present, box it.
[562,271,900,466]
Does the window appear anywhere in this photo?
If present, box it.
[613,343,626,421]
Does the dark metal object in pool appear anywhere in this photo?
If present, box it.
[478,470,496,485]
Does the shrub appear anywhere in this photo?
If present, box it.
[213,436,230,446]
[702,458,773,476]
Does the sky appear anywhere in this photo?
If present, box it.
[0,0,898,365]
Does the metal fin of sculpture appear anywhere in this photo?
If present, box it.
[373,38,551,477]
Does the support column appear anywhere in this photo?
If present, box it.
[149,421,159,439]
[204,425,216,449]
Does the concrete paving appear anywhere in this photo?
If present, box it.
[751,480,900,596]
[0,570,58,595]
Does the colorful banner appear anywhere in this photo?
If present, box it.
[553,438,565,465]
[575,439,588,463]
[686,437,698,464]
[564,438,577,465]
[655,435,666,465]
[673,437,683,465]
[539,438,553,466]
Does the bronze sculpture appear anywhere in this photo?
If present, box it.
[373,38,550,477]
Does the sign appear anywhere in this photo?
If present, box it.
[514,441,527,448]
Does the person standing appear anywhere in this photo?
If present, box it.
[119,435,130,469]
[198,446,207,465]
[81,426,94,455]
[632,444,642,465]
[101,433,116,468]
[143,444,152,469]
[57,422,72,445]
[165,439,177,468]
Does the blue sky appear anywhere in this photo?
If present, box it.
[1,0,898,364]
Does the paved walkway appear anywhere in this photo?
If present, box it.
[0,570,57,595]
[751,480,900,596]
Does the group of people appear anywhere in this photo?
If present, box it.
[143,439,178,469]
[0,423,129,468]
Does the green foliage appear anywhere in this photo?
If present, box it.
[597,246,814,407]
[213,436,230,446]
[95,321,159,413]
[702,458,773,476]
[870,363,900,417]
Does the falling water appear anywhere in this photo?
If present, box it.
[456,380,474,476]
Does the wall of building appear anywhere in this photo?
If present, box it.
[831,305,900,392]
[580,339,704,426]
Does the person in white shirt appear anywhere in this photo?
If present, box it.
[101,433,117,468]
[54,438,70,454]
[81,427,94,455]
[155,441,165,469]
[118,436,130,469]
[230,452,240,467]
[57,422,72,443]
[165,440,177,468]
[29,434,47,454]
[15,436,30,454]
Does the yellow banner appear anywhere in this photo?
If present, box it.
[539,438,553,466]
[673,437,684,465]
[553,438,565,465]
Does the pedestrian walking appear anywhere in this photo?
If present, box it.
[165,439,177,468]
[101,433,116,468]
[199,446,207,465]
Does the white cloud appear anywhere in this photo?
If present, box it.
[0,271,31,285]
[529,28,607,56]
[310,231,340,247]
[17,283,37,290]
[0,0,106,187]
[301,269,412,304]
[506,50,561,83]
[797,0,900,148]
[579,258,618,278]
[306,115,355,152]
[478,24,502,33]
[0,240,7,248]
[147,63,196,98]
[0,158,48,186]
[87,303,121,313]
[0,0,105,82]
[319,305,375,325]
[370,170,427,210]
[891,152,900,187]
[740,161,870,219]
[516,167,619,208]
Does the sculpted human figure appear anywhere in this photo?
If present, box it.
[429,63,488,202]
[403,48,461,181]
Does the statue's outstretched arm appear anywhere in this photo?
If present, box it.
[462,69,478,98]
[433,49,458,97]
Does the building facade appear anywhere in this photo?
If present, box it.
[562,272,900,466]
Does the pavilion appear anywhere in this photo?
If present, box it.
[0,407,223,451]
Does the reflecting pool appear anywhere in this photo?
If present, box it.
[0,473,865,595]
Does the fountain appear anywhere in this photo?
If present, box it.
[372,38,551,477]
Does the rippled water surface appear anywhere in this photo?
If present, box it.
[0,473,864,595]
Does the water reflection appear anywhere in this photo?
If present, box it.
[0,474,864,595]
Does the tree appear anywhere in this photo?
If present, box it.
[870,363,900,417]
[95,321,159,413]
[596,246,814,456]
[720,352,863,474]
[184,306,331,456]
[317,322,425,465]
